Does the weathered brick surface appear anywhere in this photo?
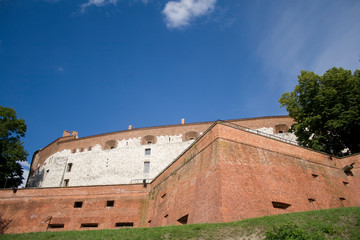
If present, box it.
[1,118,359,234]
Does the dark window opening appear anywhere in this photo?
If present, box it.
[107,200,114,207]
[81,223,98,228]
[278,130,283,133]
[343,181,349,186]
[67,163,73,172]
[190,138,194,140]
[339,198,346,207]
[110,146,114,149]
[272,201,291,209]
[311,174,318,178]
[177,214,188,225]
[164,214,168,218]
[115,222,134,227]
[145,148,151,155]
[48,224,64,229]
[148,220,152,223]
[46,169,49,173]
[308,198,315,203]
[64,179,69,187]
[74,201,83,208]
[147,141,152,144]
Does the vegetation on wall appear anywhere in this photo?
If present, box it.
[0,106,28,188]
[279,67,360,156]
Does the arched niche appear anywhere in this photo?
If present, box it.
[184,131,199,141]
[104,140,117,150]
[142,135,157,145]
[274,124,289,133]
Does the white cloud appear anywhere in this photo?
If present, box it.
[20,169,29,188]
[80,0,118,13]
[255,1,360,89]
[18,160,30,169]
[162,0,217,29]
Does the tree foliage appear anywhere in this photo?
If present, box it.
[279,67,360,156]
[0,106,28,188]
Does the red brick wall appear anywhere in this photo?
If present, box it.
[0,184,149,234]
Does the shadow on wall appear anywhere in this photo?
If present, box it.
[27,168,45,187]
[0,213,11,235]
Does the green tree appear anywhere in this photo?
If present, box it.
[0,106,28,188]
[279,67,360,156]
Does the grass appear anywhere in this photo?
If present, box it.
[3,207,360,240]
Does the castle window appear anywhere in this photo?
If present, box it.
[74,201,83,208]
[81,223,98,228]
[144,162,150,173]
[177,214,188,225]
[274,124,289,134]
[105,140,116,150]
[145,148,151,155]
[106,200,114,207]
[63,179,69,187]
[48,224,64,229]
[311,174,318,178]
[308,198,316,209]
[343,181,349,186]
[142,135,157,145]
[271,201,291,209]
[67,163,73,172]
[184,131,199,141]
[115,222,134,227]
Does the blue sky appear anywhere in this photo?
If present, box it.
[1,0,359,185]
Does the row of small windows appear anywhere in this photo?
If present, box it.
[70,132,199,154]
[48,222,134,229]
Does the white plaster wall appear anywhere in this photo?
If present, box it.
[28,134,193,188]
[27,128,297,188]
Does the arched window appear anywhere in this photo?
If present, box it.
[141,135,157,145]
[274,124,289,134]
[184,131,199,141]
[104,140,116,150]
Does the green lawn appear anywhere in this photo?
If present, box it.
[3,207,360,240]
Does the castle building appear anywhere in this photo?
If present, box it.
[0,116,359,234]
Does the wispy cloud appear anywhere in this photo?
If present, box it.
[57,66,64,72]
[80,0,118,13]
[255,1,360,89]
[162,0,217,29]
[20,169,29,188]
[18,161,30,169]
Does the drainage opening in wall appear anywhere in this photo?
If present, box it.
[106,200,114,207]
[115,222,134,227]
[272,201,291,209]
[177,214,188,225]
[343,181,349,186]
[74,201,83,208]
[311,174,319,178]
[81,223,98,228]
[48,224,64,229]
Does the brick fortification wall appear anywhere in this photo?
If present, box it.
[0,116,359,234]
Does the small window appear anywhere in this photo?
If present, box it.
[106,200,114,207]
[311,174,318,178]
[177,214,188,225]
[110,146,114,149]
[148,220,152,223]
[278,130,283,133]
[63,179,69,187]
[343,181,349,186]
[271,201,291,209]
[190,138,194,140]
[115,222,134,227]
[74,201,83,208]
[48,224,64,229]
[144,162,150,173]
[145,148,151,155]
[339,198,346,207]
[67,163,73,172]
[46,169,49,173]
[81,223,98,228]
[164,214,168,218]
[147,141,152,145]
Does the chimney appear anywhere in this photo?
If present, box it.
[63,130,71,137]
[71,131,79,138]
[181,118,185,124]
[128,125,133,130]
